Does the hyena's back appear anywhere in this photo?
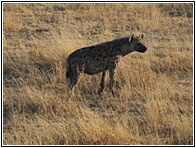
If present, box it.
[66,44,118,75]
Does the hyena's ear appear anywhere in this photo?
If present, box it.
[129,34,134,42]
[139,34,144,39]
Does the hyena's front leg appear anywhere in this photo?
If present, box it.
[98,71,106,94]
[108,68,116,96]
[108,56,120,96]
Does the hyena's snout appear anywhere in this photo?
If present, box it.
[139,45,147,53]
[135,42,147,53]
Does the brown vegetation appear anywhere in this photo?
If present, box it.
[3,3,193,145]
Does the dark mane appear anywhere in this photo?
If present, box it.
[100,36,130,47]
[79,36,129,51]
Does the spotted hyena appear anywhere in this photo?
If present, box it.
[66,34,147,97]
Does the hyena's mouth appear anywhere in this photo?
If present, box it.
[139,47,147,53]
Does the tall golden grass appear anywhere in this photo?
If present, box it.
[3,3,193,145]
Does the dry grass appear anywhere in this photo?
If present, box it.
[3,3,193,145]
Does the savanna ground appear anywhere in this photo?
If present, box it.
[3,3,194,145]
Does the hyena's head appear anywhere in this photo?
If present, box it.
[129,34,147,53]
[121,34,147,56]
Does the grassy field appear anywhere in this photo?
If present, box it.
[3,3,193,145]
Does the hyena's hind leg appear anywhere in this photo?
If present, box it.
[66,70,80,98]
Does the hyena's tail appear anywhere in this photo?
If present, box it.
[66,59,75,98]
[66,62,71,79]
[66,59,72,87]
